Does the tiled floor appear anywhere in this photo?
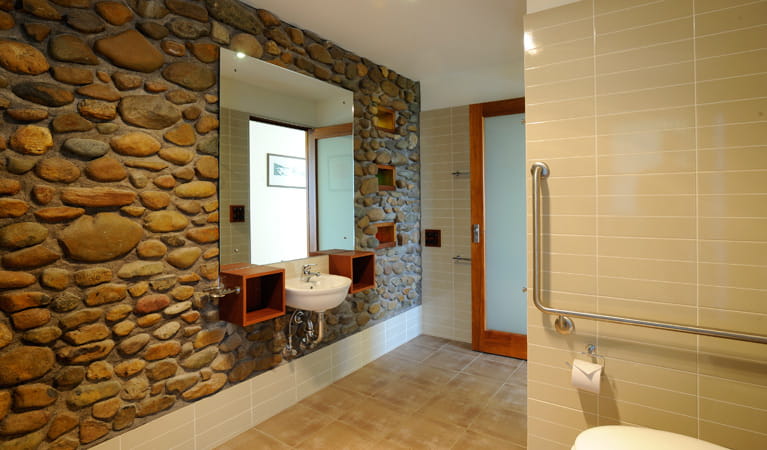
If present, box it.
[217,335,527,449]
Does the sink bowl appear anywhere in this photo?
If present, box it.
[285,274,352,312]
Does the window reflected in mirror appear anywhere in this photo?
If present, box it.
[219,48,355,266]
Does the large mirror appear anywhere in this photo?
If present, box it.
[219,48,355,266]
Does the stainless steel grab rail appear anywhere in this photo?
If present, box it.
[530,161,767,345]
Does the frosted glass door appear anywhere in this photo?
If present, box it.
[317,135,354,250]
[484,113,527,334]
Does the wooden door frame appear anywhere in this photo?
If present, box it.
[307,123,353,252]
[470,97,527,359]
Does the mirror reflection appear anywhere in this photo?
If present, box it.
[219,48,354,266]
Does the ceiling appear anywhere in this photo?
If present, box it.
[240,0,528,111]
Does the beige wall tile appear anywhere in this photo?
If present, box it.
[599,173,696,195]
[528,117,595,140]
[697,73,767,104]
[696,24,767,58]
[525,76,595,104]
[596,62,694,95]
[598,397,698,437]
[596,17,693,55]
[700,217,767,241]
[528,416,588,447]
[698,99,767,128]
[525,1,767,446]
[597,107,695,135]
[603,358,697,395]
[602,378,697,417]
[695,1,767,36]
[598,257,696,284]
[527,136,595,159]
[597,128,696,155]
[698,122,767,150]
[595,0,692,34]
[699,171,767,195]
[700,374,767,410]
[598,194,696,217]
[526,58,595,86]
[699,241,767,265]
[598,217,696,239]
[527,17,593,49]
[596,40,693,75]
[525,0,593,31]
[597,296,698,324]
[527,434,574,450]
[700,420,767,450]
[698,344,767,385]
[527,36,594,67]
[596,84,695,116]
[599,276,697,306]
[527,98,595,123]
[697,49,767,82]
[700,285,767,315]
[598,150,695,176]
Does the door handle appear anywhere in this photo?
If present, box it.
[472,224,480,243]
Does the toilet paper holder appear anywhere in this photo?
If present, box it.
[565,344,606,370]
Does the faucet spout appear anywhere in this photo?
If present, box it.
[302,264,320,281]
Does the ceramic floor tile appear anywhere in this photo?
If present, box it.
[469,406,527,445]
[417,394,487,428]
[381,415,466,450]
[397,363,458,389]
[218,336,529,450]
[388,341,438,362]
[300,385,368,419]
[333,365,399,396]
[409,334,450,349]
[451,429,527,450]
[373,379,440,412]
[255,404,333,447]
[337,397,409,440]
[443,372,505,404]
[463,356,523,382]
[423,348,478,371]
[298,420,375,450]
[486,382,528,414]
[214,428,290,450]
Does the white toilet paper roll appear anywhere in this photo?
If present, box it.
[571,358,602,394]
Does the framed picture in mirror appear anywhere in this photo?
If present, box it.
[267,153,306,189]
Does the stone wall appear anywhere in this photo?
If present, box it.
[0,0,421,448]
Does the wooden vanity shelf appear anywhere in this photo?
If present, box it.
[376,164,396,191]
[375,222,396,249]
[328,251,376,293]
[372,106,396,132]
[219,264,285,326]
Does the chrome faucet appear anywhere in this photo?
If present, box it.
[302,264,320,282]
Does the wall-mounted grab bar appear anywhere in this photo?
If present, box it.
[530,162,767,345]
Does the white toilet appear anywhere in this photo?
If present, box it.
[572,425,729,450]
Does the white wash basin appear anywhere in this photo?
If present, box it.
[285,274,351,312]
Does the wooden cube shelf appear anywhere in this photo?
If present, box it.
[375,222,396,249]
[376,164,396,191]
[328,251,376,293]
[372,106,396,132]
[219,264,285,326]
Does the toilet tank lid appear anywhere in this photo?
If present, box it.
[573,426,729,450]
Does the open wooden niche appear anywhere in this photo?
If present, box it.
[376,164,396,191]
[372,106,396,132]
[327,251,376,293]
[219,264,285,326]
[375,222,396,249]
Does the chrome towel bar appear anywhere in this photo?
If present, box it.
[530,161,767,345]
